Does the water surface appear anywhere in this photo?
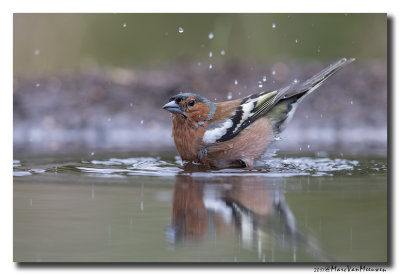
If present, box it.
[13,152,387,262]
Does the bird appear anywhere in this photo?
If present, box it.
[163,58,355,169]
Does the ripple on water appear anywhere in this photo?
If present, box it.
[11,154,384,179]
[13,160,46,177]
[78,157,180,177]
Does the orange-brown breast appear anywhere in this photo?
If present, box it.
[172,116,208,162]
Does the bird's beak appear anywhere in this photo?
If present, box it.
[163,101,183,114]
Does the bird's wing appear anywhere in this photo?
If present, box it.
[202,57,355,144]
[202,90,279,143]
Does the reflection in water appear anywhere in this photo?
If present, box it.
[167,175,332,262]
[13,154,386,262]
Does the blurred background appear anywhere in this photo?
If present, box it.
[13,13,387,155]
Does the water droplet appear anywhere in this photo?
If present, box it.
[274,136,282,141]
[90,152,95,156]
[140,120,144,124]
[197,62,201,66]
[140,201,144,211]
[238,92,241,95]
[35,83,40,87]
[227,92,232,100]
[178,27,184,33]
[299,147,302,151]
[258,81,263,88]
[293,79,299,84]
[220,50,225,55]
[209,64,213,70]
[320,114,323,118]
[262,76,267,82]
[130,103,133,107]
[295,39,298,43]
[34,49,40,55]
[272,23,276,28]
[208,32,214,39]
[307,144,310,149]
[234,80,238,85]
[350,100,354,105]
[122,23,127,28]
[214,98,217,101]
[209,51,213,58]
[272,70,276,76]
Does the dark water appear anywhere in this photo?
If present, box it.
[13,152,387,262]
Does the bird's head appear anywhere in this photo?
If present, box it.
[163,93,216,122]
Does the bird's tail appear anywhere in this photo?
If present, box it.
[267,57,355,133]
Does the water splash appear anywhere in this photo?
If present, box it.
[178,27,184,33]
[13,160,21,167]
[13,155,385,179]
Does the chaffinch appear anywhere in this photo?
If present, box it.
[163,58,354,169]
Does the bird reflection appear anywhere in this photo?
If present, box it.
[166,174,332,262]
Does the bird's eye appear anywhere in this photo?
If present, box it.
[188,100,195,106]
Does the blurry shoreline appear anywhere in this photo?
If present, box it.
[13,60,387,157]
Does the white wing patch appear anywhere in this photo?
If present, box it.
[232,98,258,133]
[202,119,233,143]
